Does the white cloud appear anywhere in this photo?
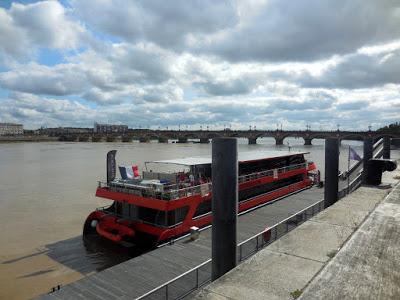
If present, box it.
[298,48,400,89]
[0,1,399,130]
[0,1,87,60]
[0,63,88,95]
[0,92,94,127]
[202,0,400,62]
[71,0,238,50]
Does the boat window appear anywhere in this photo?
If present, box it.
[288,155,305,165]
[133,206,189,227]
[166,206,189,226]
[239,174,304,201]
[238,155,305,176]
[193,200,211,217]
[239,158,285,175]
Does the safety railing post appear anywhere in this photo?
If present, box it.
[256,235,259,251]
[196,268,199,289]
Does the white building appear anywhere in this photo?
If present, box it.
[94,122,128,133]
[0,123,24,136]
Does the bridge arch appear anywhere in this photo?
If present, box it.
[183,133,199,139]
[227,132,242,138]
[145,134,160,141]
[340,134,365,142]
[206,133,223,139]
[281,135,312,146]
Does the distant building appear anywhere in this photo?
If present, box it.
[94,122,128,134]
[0,123,23,135]
[38,127,93,136]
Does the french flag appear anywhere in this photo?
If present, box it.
[119,165,140,180]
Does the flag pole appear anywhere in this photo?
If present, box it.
[347,145,350,194]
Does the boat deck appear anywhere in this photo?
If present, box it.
[37,187,324,300]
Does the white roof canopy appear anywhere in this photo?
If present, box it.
[148,150,309,166]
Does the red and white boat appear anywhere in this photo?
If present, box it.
[83,150,317,248]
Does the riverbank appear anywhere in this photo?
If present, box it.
[0,136,58,143]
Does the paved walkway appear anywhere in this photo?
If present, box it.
[194,169,399,300]
[300,178,400,299]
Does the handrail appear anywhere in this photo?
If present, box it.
[338,138,383,198]
[135,259,212,300]
[343,138,383,179]
[373,138,383,149]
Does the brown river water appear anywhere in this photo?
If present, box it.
[0,139,397,299]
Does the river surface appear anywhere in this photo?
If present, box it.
[0,139,398,299]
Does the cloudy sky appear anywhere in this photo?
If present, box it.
[0,0,399,130]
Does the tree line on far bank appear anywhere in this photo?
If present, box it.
[377,122,400,134]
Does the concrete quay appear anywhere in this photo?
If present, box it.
[194,168,400,300]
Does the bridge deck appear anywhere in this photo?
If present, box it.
[37,187,324,300]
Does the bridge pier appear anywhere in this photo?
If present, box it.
[139,137,149,143]
[177,137,188,143]
[78,135,89,142]
[91,135,102,142]
[200,138,210,144]
[275,137,284,145]
[248,138,257,145]
[121,135,133,142]
[158,137,168,143]
[304,138,312,146]
[106,135,116,142]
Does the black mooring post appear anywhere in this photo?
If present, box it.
[383,137,391,159]
[324,138,339,208]
[211,137,238,281]
[363,138,373,184]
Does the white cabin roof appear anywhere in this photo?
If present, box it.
[148,150,309,166]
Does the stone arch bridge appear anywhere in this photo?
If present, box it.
[59,129,400,145]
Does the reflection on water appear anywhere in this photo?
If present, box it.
[0,139,398,274]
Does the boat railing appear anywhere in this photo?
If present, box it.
[135,198,325,300]
[98,180,213,200]
[98,162,311,201]
[238,162,309,183]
